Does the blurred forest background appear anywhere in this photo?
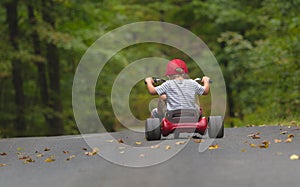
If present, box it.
[0,0,299,137]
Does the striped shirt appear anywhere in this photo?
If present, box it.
[155,79,205,111]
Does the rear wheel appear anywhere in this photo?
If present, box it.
[145,118,161,141]
[208,116,224,138]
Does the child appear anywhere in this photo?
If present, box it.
[145,59,210,118]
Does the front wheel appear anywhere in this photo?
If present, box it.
[208,116,224,138]
[145,118,161,141]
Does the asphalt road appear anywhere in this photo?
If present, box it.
[1,125,300,187]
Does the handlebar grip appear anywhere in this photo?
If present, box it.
[195,78,213,84]
[144,77,166,85]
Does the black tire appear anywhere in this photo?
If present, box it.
[208,116,224,138]
[145,118,161,141]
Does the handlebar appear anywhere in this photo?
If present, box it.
[145,77,212,85]
[194,78,213,84]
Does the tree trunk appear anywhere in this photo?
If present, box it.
[5,0,26,136]
[27,4,53,127]
[41,0,64,135]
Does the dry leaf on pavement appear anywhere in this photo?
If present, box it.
[285,138,293,143]
[274,139,282,143]
[290,154,299,160]
[18,155,30,160]
[66,155,76,161]
[85,147,99,156]
[23,157,35,164]
[175,141,186,145]
[0,163,7,167]
[0,152,7,156]
[280,131,288,135]
[247,132,261,139]
[287,134,294,138]
[135,141,142,145]
[249,143,256,148]
[165,145,171,150]
[36,152,44,157]
[208,144,219,150]
[44,156,56,163]
[258,141,270,148]
[63,150,69,154]
[150,144,160,149]
[193,139,205,143]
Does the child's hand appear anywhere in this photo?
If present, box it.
[145,77,154,85]
[201,76,211,84]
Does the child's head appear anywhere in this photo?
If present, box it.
[165,59,189,79]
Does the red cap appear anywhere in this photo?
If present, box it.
[165,59,188,76]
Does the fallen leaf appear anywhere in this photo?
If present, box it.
[247,132,261,139]
[193,139,205,143]
[119,151,125,154]
[285,138,293,143]
[44,148,50,152]
[36,152,44,157]
[118,139,124,144]
[23,158,35,164]
[66,155,76,161]
[175,141,186,145]
[290,154,299,160]
[274,139,282,143]
[280,131,288,135]
[44,156,56,163]
[241,149,247,152]
[18,155,30,160]
[208,144,219,150]
[165,145,171,150]
[287,134,294,139]
[150,144,160,149]
[0,163,7,167]
[85,147,99,156]
[249,134,260,139]
[249,143,256,148]
[63,150,69,154]
[82,148,88,151]
[135,141,142,145]
[0,152,7,156]
[258,141,270,148]
[106,139,114,143]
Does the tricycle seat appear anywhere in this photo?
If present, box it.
[166,109,200,123]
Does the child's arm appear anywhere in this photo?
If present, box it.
[201,76,210,95]
[145,77,158,95]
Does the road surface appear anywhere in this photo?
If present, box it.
[1,125,300,187]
